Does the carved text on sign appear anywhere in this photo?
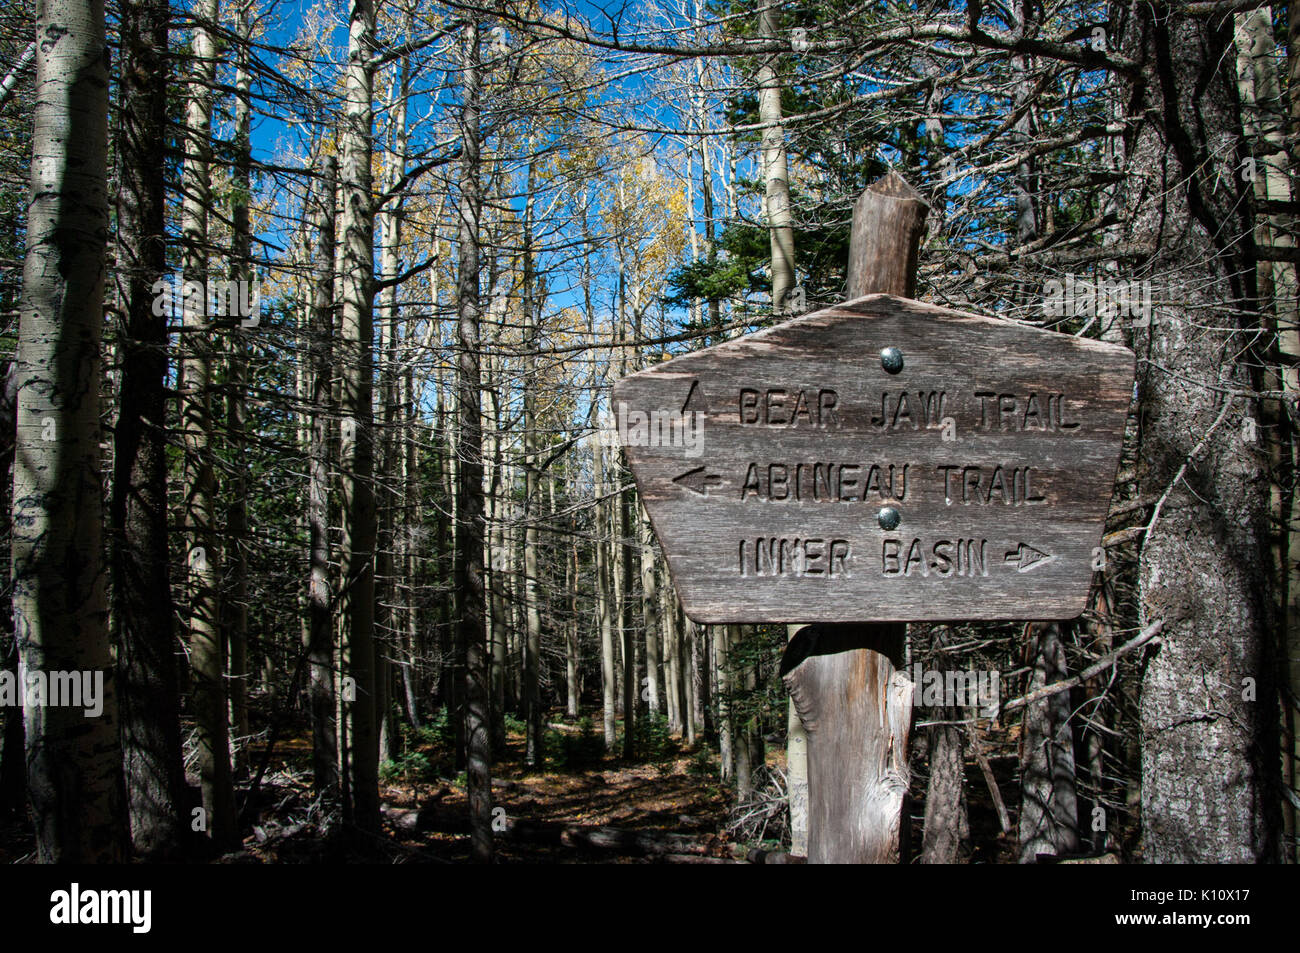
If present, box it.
[613,294,1135,622]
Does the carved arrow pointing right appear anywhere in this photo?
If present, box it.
[672,466,723,497]
[1004,543,1056,573]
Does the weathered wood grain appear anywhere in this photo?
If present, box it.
[781,624,914,863]
[846,171,929,299]
[612,293,1135,623]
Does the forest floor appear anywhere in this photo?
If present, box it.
[253,716,748,863]
[0,714,743,864]
[0,712,1033,863]
[378,742,740,863]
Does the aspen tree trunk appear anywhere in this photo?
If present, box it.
[507,507,523,709]
[306,154,339,796]
[485,350,508,755]
[483,338,498,717]
[0,366,20,820]
[1124,7,1280,862]
[374,128,401,765]
[438,403,460,733]
[639,517,660,718]
[662,568,679,733]
[522,160,544,765]
[757,0,794,310]
[567,538,579,718]
[17,0,127,862]
[180,0,236,847]
[716,625,733,781]
[684,139,701,332]
[619,468,636,758]
[442,375,466,766]
[614,276,636,755]
[689,615,707,742]
[426,264,450,717]
[339,0,379,836]
[375,54,410,763]
[456,21,492,862]
[579,210,614,747]
[224,0,253,764]
[682,603,695,738]
[749,664,765,783]
[687,0,722,338]
[522,477,543,761]
[611,479,624,721]
[112,0,186,856]
[334,218,352,803]
[596,442,617,748]
[699,133,721,336]
[681,612,697,745]
[401,366,422,730]
[730,627,757,802]
[0,41,33,109]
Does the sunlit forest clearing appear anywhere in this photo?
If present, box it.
[0,0,1297,867]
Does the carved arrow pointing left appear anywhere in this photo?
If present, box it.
[673,466,723,497]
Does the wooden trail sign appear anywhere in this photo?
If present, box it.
[615,171,1137,865]
[613,294,1135,624]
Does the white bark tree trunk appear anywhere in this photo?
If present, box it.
[306,153,339,796]
[455,22,493,862]
[757,0,795,310]
[339,0,379,837]
[15,0,127,861]
[179,0,236,847]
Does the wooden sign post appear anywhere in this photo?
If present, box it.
[613,174,1134,862]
